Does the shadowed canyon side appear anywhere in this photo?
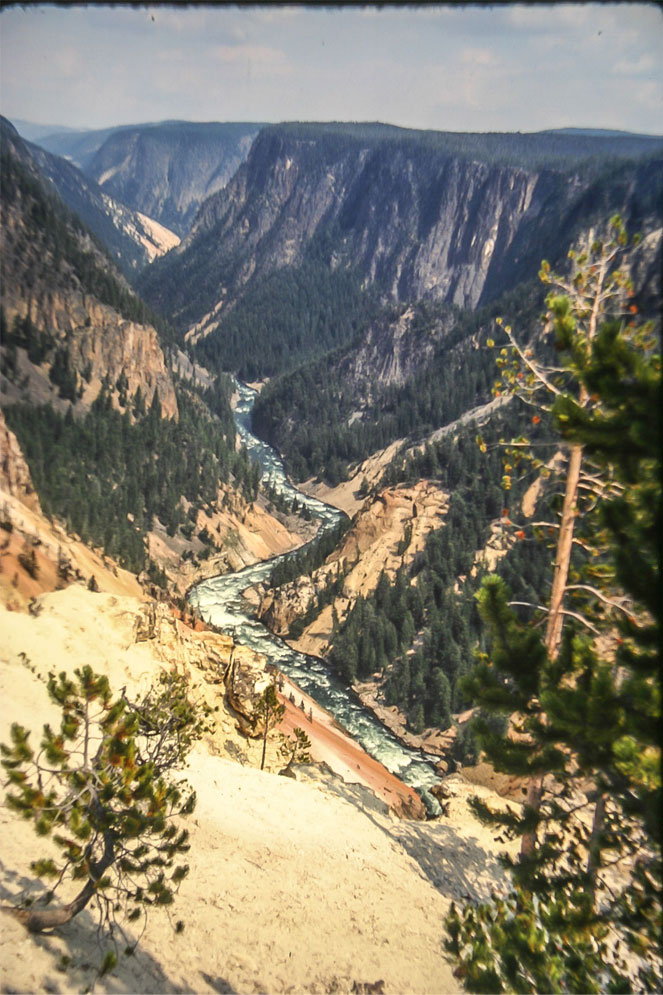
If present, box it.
[138,123,663,343]
[83,121,262,236]
[26,136,181,274]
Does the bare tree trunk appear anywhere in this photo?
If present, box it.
[586,792,606,899]
[545,442,583,660]
[520,441,583,861]
[518,239,609,866]
[260,712,269,771]
[520,773,545,860]
[4,833,115,933]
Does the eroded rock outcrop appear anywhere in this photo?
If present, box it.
[0,409,41,513]
[1,290,177,419]
[258,481,448,656]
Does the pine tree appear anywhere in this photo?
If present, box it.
[447,218,661,991]
[278,727,312,775]
[0,667,207,958]
[474,216,651,856]
[253,684,286,771]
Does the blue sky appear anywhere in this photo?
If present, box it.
[1,3,661,135]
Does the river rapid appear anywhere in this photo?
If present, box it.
[190,381,441,813]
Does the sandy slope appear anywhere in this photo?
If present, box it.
[0,586,518,994]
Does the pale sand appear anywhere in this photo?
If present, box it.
[0,587,517,994]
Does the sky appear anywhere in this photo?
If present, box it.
[1,3,662,136]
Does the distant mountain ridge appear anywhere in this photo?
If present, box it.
[15,119,263,238]
[543,126,663,140]
[10,119,80,143]
[137,121,663,353]
[62,121,261,235]
[23,132,180,274]
[18,122,139,170]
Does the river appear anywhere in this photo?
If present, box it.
[190,381,441,813]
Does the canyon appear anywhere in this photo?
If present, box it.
[0,112,661,994]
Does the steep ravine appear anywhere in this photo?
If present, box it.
[190,384,445,812]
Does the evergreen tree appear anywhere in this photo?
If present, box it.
[1,668,206,959]
[278,727,312,775]
[253,685,286,771]
[446,218,662,991]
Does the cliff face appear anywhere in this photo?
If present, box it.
[1,289,178,419]
[176,135,546,317]
[0,409,41,514]
[257,481,448,657]
[0,120,177,419]
[85,122,260,236]
[27,138,180,274]
[140,125,663,337]
[334,304,455,400]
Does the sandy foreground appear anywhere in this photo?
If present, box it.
[0,587,517,994]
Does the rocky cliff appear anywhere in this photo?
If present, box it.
[0,409,41,514]
[139,123,663,338]
[1,289,178,419]
[85,121,261,236]
[257,480,448,657]
[26,136,180,274]
[0,119,178,418]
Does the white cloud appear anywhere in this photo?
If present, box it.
[614,54,656,76]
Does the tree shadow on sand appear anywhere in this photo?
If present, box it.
[299,766,511,904]
[0,857,227,994]
[386,819,511,903]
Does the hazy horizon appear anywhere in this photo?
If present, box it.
[9,116,663,142]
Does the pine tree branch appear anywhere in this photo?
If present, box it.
[503,324,563,397]
[508,601,549,614]
[564,584,632,618]
[558,609,600,635]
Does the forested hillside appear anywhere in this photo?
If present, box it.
[196,243,377,380]
[252,283,543,483]
[0,119,285,589]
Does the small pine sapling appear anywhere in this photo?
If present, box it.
[253,684,286,771]
[279,727,312,775]
[0,666,208,958]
